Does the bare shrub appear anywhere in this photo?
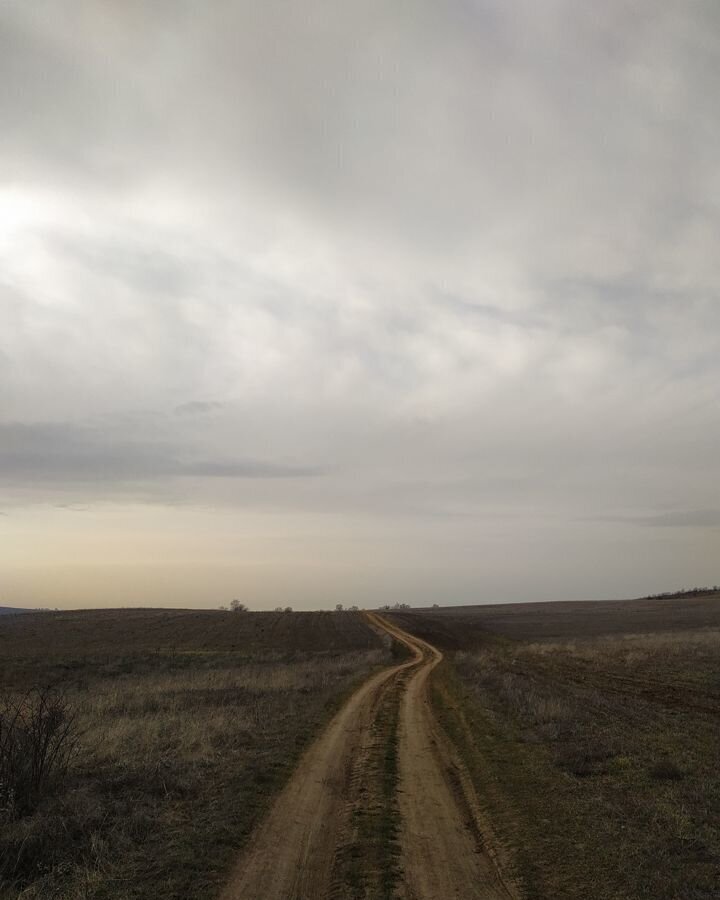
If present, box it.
[0,689,79,820]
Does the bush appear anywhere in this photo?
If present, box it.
[0,689,79,821]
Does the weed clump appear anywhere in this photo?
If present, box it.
[0,688,79,822]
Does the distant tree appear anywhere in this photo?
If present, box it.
[349,605,359,611]
[219,605,227,611]
[284,606,293,613]
[335,603,344,612]
[230,599,247,612]
[274,606,284,612]
[432,603,439,608]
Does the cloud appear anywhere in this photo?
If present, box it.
[639,510,720,529]
[1,0,719,604]
[0,422,322,488]
[180,460,323,478]
[174,401,225,417]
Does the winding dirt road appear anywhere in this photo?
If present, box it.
[221,613,515,900]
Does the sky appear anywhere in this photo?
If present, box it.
[1,0,719,610]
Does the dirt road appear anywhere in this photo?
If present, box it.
[221,614,514,900]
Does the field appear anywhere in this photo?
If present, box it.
[0,609,394,900]
[389,594,720,899]
[3,596,720,900]
[388,593,720,645]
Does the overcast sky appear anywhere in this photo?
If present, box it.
[1,0,719,609]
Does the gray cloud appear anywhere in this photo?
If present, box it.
[0,422,322,486]
[180,460,323,478]
[174,401,225,417]
[1,0,719,606]
[640,510,720,529]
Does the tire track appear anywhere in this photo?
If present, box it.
[220,613,515,900]
[371,614,516,900]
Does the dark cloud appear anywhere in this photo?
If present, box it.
[640,510,720,529]
[181,460,322,478]
[0,422,322,485]
[174,401,224,417]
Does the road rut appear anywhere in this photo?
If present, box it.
[221,613,514,900]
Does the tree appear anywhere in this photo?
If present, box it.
[284,606,293,613]
[335,603,344,612]
[230,599,247,612]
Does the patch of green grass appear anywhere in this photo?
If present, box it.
[328,671,405,900]
[377,682,402,900]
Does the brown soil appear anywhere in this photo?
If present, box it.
[221,613,514,900]
[386,594,720,646]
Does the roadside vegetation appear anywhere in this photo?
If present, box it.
[329,669,405,900]
[0,609,392,900]
[391,599,720,900]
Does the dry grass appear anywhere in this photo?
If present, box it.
[0,610,393,900]
[437,628,720,899]
[389,600,720,899]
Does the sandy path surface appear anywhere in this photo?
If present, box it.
[375,615,514,900]
[221,614,514,900]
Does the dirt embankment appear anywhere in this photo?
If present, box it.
[221,613,514,900]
